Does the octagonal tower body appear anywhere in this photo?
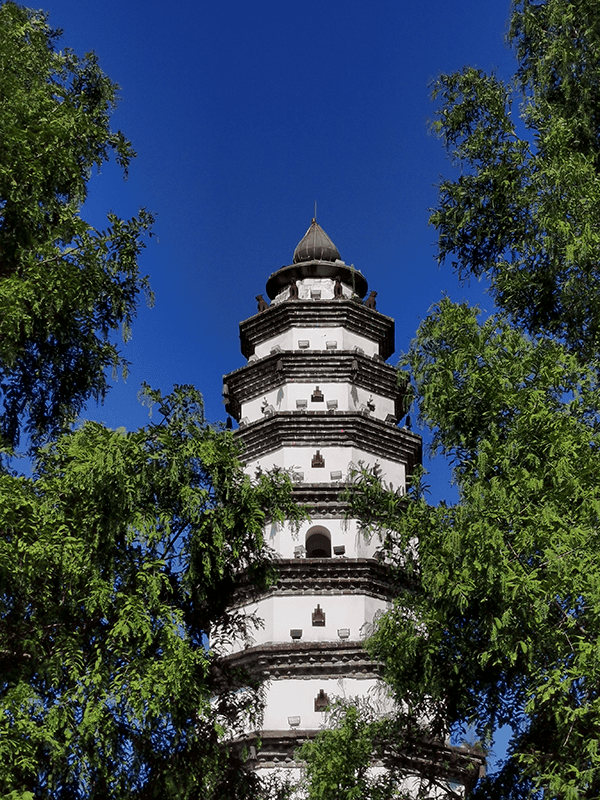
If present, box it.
[222,220,421,772]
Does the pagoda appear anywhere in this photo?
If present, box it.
[221,220,483,791]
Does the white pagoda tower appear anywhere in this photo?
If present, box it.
[222,220,483,790]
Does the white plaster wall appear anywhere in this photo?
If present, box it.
[254,327,379,359]
[265,517,388,560]
[253,330,294,357]
[295,592,383,643]
[242,383,395,423]
[228,594,390,651]
[252,768,439,800]
[245,447,406,495]
[253,767,306,800]
[271,275,356,304]
[261,676,390,731]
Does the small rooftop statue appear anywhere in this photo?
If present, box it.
[256,294,269,312]
[364,290,377,310]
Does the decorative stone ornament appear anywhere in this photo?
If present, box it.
[256,294,269,312]
[312,604,326,627]
[311,450,325,468]
[364,290,377,309]
[311,386,324,402]
[314,689,330,712]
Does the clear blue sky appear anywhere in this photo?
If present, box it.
[38,0,515,502]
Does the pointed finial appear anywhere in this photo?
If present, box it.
[293,219,341,263]
[314,200,317,222]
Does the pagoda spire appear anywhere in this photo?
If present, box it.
[293,218,341,264]
[265,220,367,300]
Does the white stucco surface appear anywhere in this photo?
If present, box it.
[245,447,406,496]
[271,275,356,304]
[254,327,380,359]
[263,517,388,560]
[261,676,391,731]
[242,382,396,422]
[227,593,390,651]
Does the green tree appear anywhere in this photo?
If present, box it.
[430,0,600,360]
[0,384,304,798]
[0,1,153,450]
[351,302,600,799]
[299,701,416,800]
[299,695,481,799]
[299,704,387,800]
[0,4,304,797]
[338,1,600,798]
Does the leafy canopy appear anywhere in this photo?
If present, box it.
[430,0,600,359]
[0,385,305,799]
[322,1,600,798]
[299,702,398,800]
[0,4,307,798]
[0,1,153,450]
[298,699,477,800]
[352,301,600,799]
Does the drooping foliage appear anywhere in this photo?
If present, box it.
[430,0,600,360]
[350,301,600,799]
[298,702,398,800]
[0,4,307,797]
[334,2,600,797]
[299,694,483,800]
[0,384,304,799]
[0,1,153,450]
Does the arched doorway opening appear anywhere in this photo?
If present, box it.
[306,526,331,558]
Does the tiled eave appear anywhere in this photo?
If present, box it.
[231,731,486,792]
[223,350,408,421]
[231,557,413,607]
[291,480,391,516]
[290,481,349,515]
[221,639,381,680]
[235,412,422,472]
[239,300,395,359]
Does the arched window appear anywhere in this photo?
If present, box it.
[306,526,331,558]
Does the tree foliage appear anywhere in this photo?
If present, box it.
[430,0,600,359]
[350,301,600,798]
[0,4,307,797]
[298,702,398,800]
[298,699,472,800]
[1,384,304,798]
[0,1,153,450]
[334,2,600,797]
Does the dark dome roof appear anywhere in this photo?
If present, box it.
[265,219,368,299]
[293,219,341,263]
